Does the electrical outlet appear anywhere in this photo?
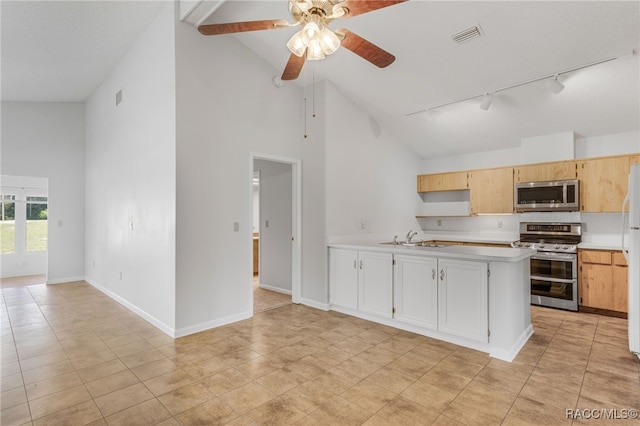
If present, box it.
[437,219,442,227]
[361,221,367,230]
[497,220,503,229]
[233,222,239,232]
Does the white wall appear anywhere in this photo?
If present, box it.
[575,130,640,158]
[325,81,423,241]
[84,4,176,333]
[1,102,85,283]
[423,130,639,173]
[300,80,328,306]
[174,14,307,333]
[254,160,292,293]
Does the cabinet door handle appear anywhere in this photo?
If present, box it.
[440,269,445,281]
[432,269,436,280]
[353,260,357,269]
[359,260,363,270]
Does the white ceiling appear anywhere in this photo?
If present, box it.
[2,1,639,159]
[1,0,166,102]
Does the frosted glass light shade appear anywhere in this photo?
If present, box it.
[319,28,340,55]
[287,31,307,57]
[306,38,325,60]
[302,21,319,43]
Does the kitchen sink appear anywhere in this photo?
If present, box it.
[380,241,448,247]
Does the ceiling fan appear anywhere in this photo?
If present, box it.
[198,0,407,80]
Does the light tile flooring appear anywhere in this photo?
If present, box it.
[1,281,639,425]
[253,277,291,314]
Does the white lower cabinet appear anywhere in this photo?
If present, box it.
[358,251,394,318]
[328,248,359,310]
[329,248,489,344]
[393,254,438,330]
[328,248,393,316]
[437,259,489,343]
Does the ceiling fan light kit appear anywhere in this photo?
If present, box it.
[197,0,408,80]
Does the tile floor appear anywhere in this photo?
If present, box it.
[253,277,291,314]
[1,281,639,425]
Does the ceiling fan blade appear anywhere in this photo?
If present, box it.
[282,52,306,80]
[338,0,407,18]
[198,20,289,36]
[336,29,395,68]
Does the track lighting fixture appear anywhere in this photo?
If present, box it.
[546,75,565,94]
[479,93,493,110]
[405,48,637,117]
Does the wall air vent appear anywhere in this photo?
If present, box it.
[451,25,483,44]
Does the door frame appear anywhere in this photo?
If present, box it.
[1,175,49,279]
[250,153,302,305]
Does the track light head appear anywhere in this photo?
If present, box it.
[479,93,493,110]
[546,75,565,94]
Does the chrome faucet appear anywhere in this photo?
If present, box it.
[406,230,418,243]
[393,235,398,244]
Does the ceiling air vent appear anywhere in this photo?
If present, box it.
[451,25,483,44]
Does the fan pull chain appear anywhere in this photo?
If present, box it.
[312,68,316,118]
[304,96,307,139]
[303,66,308,139]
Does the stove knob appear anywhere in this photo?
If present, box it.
[563,245,569,250]
[524,243,531,248]
[539,243,545,249]
[554,244,560,250]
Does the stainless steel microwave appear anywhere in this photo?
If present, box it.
[515,179,579,212]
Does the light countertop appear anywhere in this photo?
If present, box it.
[328,241,533,263]
[421,231,518,245]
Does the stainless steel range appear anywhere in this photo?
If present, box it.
[512,222,582,311]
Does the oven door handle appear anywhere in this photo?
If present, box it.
[530,275,576,284]
[530,253,576,262]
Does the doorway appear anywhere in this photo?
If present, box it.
[250,154,301,313]
[1,175,49,286]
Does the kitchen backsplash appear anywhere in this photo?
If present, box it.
[417,212,622,238]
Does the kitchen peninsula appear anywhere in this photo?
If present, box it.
[328,241,534,362]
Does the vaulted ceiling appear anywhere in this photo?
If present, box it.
[2,1,639,159]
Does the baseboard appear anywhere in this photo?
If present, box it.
[174,311,253,338]
[579,306,627,319]
[259,282,292,296]
[46,276,85,285]
[490,324,534,362]
[299,297,330,311]
[83,277,176,337]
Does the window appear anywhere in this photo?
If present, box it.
[26,196,47,252]
[1,194,16,254]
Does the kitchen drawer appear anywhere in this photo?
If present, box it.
[613,252,628,266]
[580,250,612,265]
